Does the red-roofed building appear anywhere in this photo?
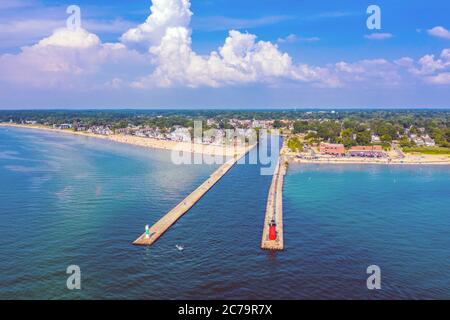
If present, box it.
[320,143,345,156]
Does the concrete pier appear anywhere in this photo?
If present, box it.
[133,149,251,246]
[261,151,287,251]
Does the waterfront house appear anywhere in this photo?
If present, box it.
[409,134,436,147]
[115,128,130,135]
[371,135,381,143]
[422,135,436,147]
[59,123,72,129]
[88,125,113,135]
[169,127,191,142]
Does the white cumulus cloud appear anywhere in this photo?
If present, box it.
[401,48,450,85]
[120,0,192,48]
[132,27,332,88]
[133,29,290,87]
[427,26,450,40]
[122,0,331,88]
[37,27,101,48]
[0,27,146,88]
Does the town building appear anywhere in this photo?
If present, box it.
[115,128,130,135]
[319,143,345,156]
[371,135,381,143]
[409,134,436,147]
[348,145,384,158]
[57,123,72,129]
[169,127,191,142]
[88,126,113,135]
[422,135,436,147]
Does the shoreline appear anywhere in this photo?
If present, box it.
[285,142,450,166]
[2,123,448,166]
[0,123,250,157]
[289,157,450,166]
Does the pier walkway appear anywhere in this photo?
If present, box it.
[133,148,251,246]
[261,152,287,251]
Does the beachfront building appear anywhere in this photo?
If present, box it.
[319,143,345,156]
[115,127,130,135]
[54,123,72,129]
[409,134,436,147]
[88,125,113,135]
[348,145,384,158]
[169,127,191,142]
[206,129,226,145]
[422,135,436,147]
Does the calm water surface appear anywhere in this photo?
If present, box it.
[0,127,449,299]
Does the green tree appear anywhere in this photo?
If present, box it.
[287,137,303,152]
[380,134,393,143]
[356,130,371,145]
[293,120,309,134]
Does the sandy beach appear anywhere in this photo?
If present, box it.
[0,123,250,157]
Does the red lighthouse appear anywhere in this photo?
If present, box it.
[269,219,277,240]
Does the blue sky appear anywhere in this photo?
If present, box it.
[0,0,449,109]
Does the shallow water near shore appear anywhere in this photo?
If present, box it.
[0,127,449,299]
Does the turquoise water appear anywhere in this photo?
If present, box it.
[283,164,450,299]
[0,127,449,299]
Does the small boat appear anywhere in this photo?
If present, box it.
[176,244,184,251]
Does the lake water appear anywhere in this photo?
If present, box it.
[0,127,449,299]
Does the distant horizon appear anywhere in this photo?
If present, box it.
[1,107,450,111]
